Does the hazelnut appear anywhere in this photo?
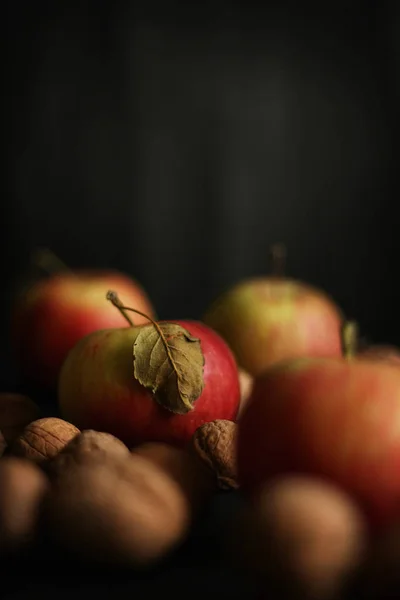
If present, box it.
[11,417,80,464]
[0,457,49,554]
[44,453,193,567]
[190,419,239,490]
[0,393,40,444]
[48,430,130,477]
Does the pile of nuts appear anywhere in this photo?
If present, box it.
[1,391,399,600]
[0,392,238,568]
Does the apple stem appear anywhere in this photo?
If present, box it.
[106,290,183,387]
[106,291,135,326]
[341,321,358,359]
[270,243,287,277]
[31,247,72,275]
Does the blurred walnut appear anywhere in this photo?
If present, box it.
[229,476,367,600]
[0,393,40,444]
[44,452,194,567]
[190,419,238,490]
[0,457,49,554]
[11,418,80,464]
[48,430,130,477]
[0,432,6,457]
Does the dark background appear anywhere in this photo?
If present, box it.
[2,2,400,596]
[4,1,400,338]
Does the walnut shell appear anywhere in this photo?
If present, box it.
[0,393,40,444]
[44,453,192,567]
[190,419,239,490]
[48,430,130,477]
[11,418,80,464]
[0,457,49,554]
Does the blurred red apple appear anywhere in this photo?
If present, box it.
[358,345,400,367]
[346,323,400,367]
[238,348,400,530]
[58,292,240,448]
[203,244,343,377]
[11,265,155,389]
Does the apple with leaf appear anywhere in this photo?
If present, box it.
[58,291,240,447]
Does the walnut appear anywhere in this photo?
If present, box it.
[44,452,193,567]
[228,477,367,599]
[0,457,49,554]
[11,418,80,464]
[44,441,218,568]
[190,419,239,490]
[0,393,40,444]
[0,431,6,457]
[48,430,130,477]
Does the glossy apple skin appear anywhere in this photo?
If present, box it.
[204,277,343,377]
[11,271,155,389]
[58,320,240,448]
[238,357,400,530]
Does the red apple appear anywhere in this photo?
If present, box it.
[203,246,343,377]
[11,270,155,389]
[358,345,400,367]
[58,299,240,447]
[238,355,400,530]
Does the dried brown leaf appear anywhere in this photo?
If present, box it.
[133,323,205,415]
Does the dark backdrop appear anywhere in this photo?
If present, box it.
[3,1,400,378]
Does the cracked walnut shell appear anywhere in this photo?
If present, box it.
[190,419,239,490]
